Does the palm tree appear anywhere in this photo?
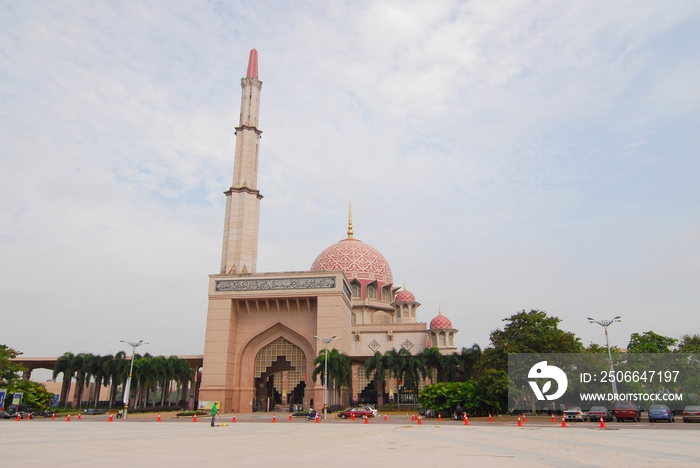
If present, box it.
[172,358,194,406]
[398,348,428,405]
[102,352,126,410]
[52,352,76,407]
[74,353,92,409]
[364,351,387,406]
[417,347,444,383]
[457,344,482,381]
[312,348,352,406]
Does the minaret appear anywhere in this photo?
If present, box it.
[220,48,264,275]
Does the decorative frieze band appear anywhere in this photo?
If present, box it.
[215,276,336,292]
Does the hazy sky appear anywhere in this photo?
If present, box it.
[1,1,699,364]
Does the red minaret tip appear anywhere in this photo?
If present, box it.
[246,48,259,78]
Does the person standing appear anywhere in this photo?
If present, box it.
[211,402,218,427]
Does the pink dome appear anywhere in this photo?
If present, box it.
[311,238,393,283]
[430,312,453,329]
[395,289,415,302]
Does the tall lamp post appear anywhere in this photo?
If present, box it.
[587,317,621,396]
[314,335,338,420]
[119,340,148,419]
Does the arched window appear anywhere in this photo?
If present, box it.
[410,306,416,317]
[351,312,357,325]
[402,305,409,317]
[448,333,454,346]
[351,283,361,298]
[439,332,446,346]
[367,285,377,299]
[381,287,389,301]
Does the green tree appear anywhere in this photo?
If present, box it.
[416,347,443,383]
[312,348,352,404]
[364,351,387,406]
[676,334,700,353]
[8,380,54,410]
[0,345,24,387]
[397,348,428,405]
[627,331,677,353]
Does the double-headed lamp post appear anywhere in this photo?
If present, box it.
[119,340,148,419]
[314,335,339,420]
[587,317,621,396]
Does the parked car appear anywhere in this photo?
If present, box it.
[614,401,641,422]
[648,404,675,423]
[337,407,376,419]
[586,406,613,422]
[361,406,378,418]
[3,404,35,419]
[682,405,700,423]
[564,407,586,422]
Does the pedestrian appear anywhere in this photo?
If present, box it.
[211,401,218,427]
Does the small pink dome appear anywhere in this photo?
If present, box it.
[311,238,393,284]
[395,289,415,302]
[430,312,453,329]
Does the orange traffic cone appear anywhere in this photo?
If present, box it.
[288,413,292,421]
[272,414,277,423]
[108,413,113,422]
[561,417,567,427]
[488,413,493,423]
[464,415,469,426]
[523,414,527,423]
[551,413,556,423]
[51,412,56,420]
[417,416,422,425]
[77,413,82,421]
[383,414,388,421]
[599,416,606,429]
[66,414,71,422]
[411,414,416,421]
[231,413,236,423]
[157,413,161,422]
[193,413,197,422]
[364,415,369,424]
[16,413,21,421]
[517,416,522,426]
[438,414,442,422]
[351,412,355,421]
[315,413,320,423]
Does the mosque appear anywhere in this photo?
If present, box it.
[198,49,458,413]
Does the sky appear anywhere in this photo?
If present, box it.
[1,1,699,367]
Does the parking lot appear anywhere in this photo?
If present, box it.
[2,413,700,467]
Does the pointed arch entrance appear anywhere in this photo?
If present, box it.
[253,337,307,411]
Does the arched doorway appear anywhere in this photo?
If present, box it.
[253,337,307,412]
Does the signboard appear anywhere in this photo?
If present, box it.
[12,392,23,405]
[0,388,6,407]
[52,394,59,407]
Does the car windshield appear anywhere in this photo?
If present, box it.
[566,407,581,411]
[590,407,606,411]
[650,405,667,410]
[684,406,700,411]
[615,402,633,408]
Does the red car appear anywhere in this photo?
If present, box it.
[614,401,641,422]
[337,407,375,419]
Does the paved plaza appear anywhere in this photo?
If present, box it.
[2,414,700,467]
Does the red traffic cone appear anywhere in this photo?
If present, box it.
[108,413,113,422]
[288,413,292,421]
[383,414,388,421]
[16,412,21,421]
[315,413,320,423]
[599,416,606,429]
[157,413,161,422]
[488,413,493,423]
[561,417,567,427]
[417,416,422,425]
[192,413,197,422]
[464,415,470,426]
[66,414,71,422]
[517,416,522,427]
[552,413,556,423]
[411,414,416,421]
[351,412,355,421]
[364,415,369,424]
[51,412,56,420]
[272,414,277,423]
[438,414,442,422]
[77,413,82,421]
[231,413,236,423]
[522,414,527,423]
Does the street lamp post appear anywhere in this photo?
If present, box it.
[119,340,148,419]
[314,335,339,420]
[587,317,621,396]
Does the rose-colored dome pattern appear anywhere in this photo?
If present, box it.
[430,313,453,329]
[395,290,415,302]
[311,238,393,283]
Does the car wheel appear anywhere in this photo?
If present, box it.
[683,419,688,423]
[340,414,347,419]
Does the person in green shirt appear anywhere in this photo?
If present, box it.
[211,402,218,427]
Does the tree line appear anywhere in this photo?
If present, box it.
[51,352,194,410]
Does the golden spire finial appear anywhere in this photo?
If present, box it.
[403,281,406,291]
[347,200,354,239]
[438,304,442,315]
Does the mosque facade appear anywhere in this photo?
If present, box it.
[199,50,458,413]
